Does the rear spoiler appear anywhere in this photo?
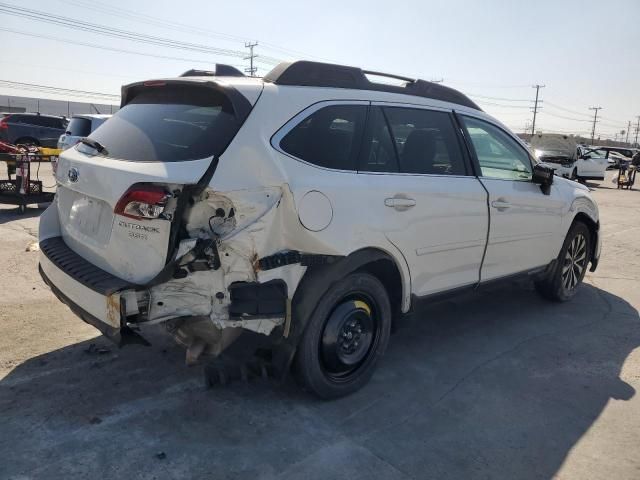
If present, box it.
[119,78,252,123]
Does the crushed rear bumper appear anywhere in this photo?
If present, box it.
[39,236,147,346]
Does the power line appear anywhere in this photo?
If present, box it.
[475,100,531,109]
[55,0,326,62]
[0,28,247,69]
[540,110,592,123]
[0,79,119,101]
[543,100,592,118]
[467,93,531,102]
[0,2,282,66]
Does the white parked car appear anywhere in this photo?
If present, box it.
[531,134,608,182]
[57,114,111,150]
[39,61,601,398]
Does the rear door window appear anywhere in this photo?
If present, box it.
[357,107,399,173]
[66,117,92,137]
[88,86,240,162]
[279,104,367,171]
[384,107,467,175]
[40,117,64,129]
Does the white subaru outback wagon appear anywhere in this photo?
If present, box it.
[39,61,601,398]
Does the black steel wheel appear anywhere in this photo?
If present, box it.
[294,272,391,399]
[535,221,591,302]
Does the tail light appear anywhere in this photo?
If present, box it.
[0,117,9,130]
[114,185,171,220]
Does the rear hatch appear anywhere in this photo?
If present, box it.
[54,79,257,284]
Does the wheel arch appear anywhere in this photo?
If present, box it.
[275,247,407,369]
[14,136,40,146]
[569,211,599,271]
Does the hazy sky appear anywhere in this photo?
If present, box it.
[1,0,639,139]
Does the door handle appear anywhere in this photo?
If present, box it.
[385,196,416,211]
[491,198,511,211]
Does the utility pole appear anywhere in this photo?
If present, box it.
[589,106,602,145]
[634,116,640,147]
[531,84,545,135]
[244,41,258,77]
[626,120,631,144]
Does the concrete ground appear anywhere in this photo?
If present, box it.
[1,165,639,479]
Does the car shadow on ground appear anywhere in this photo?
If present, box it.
[0,281,638,479]
[0,205,47,224]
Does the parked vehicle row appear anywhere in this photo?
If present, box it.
[0,112,111,151]
[0,113,67,148]
[39,61,601,398]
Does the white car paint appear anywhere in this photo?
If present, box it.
[39,69,601,362]
[530,134,608,181]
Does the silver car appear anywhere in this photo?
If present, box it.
[57,114,111,150]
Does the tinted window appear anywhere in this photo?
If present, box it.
[88,86,239,162]
[39,117,64,129]
[384,107,467,175]
[462,116,532,181]
[280,105,366,170]
[358,107,398,173]
[66,117,92,136]
[10,115,31,125]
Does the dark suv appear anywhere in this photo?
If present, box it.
[0,113,67,147]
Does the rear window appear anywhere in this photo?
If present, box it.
[279,105,367,170]
[88,86,239,162]
[66,117,92,137]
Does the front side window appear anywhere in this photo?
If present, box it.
[462,116,532,181]
[384,107,467,175]
[280,105,366,171]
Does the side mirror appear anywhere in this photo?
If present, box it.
[532,163,554,194]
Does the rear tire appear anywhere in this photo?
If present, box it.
[535,222,591,302]
[570,168,578,181]
[14,137,39,147]
[294,272,392,399]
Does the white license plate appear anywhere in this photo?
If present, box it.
[58,187,114,246]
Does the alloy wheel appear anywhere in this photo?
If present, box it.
[561,233,587,290]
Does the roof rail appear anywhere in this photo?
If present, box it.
[180,64,245,77]
[263,61,481,111]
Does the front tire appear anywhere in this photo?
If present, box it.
[570,168,578,181]
[294,272,392,399]
[535,222,591,302]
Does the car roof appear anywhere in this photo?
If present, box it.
[10,112,65,119]
[129,61,481,112]
[70,114,112,120]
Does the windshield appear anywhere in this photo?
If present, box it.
[582,148,607,158]
[88,86,238,162]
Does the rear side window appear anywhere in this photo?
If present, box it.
[66,117,92,137]
[384,107,467,175]
[280,105,366,171]
[358,107,399,173]
[88,86,239,162]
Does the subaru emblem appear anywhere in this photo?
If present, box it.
[68,167,79,183]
